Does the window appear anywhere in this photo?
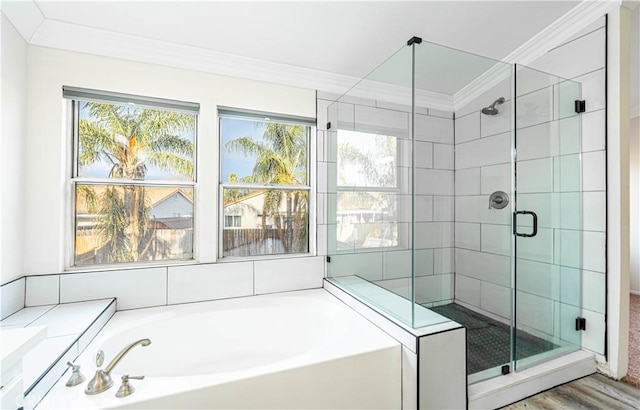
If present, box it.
[219,108,313,258]
[66,87,198,267]
[336,130,400,250]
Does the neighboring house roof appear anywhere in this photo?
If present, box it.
[75,185,193,213]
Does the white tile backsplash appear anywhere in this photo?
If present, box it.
[26,275,59,306]
[455,249,511,287]
[455,112,480,143]
[456,132,511,169]
[433,248,454,274]
[516,290,554,335]
[582,231,606,273]
[481,282,511,319]
[433,144,454,170]
[414,195,434,222]
[355,105,409,138]
[517,158,553,193]
[415,114,454,144]
[415,222,454,249]
[581,110,606,152]
[582,150,606,191]
[575,69,605,113]
[0,277,25,320]
[415,141,433,169]
[481,224,511,256]
[480,163,511,195]
[581,308,605,354]
[455,168,481,195]
[455,274,481,307]
[167,262,253,305]
[59,267,167,310]
[433,196,454,222]
[582,191,606,232]
[383,250,412,280]
[582,270,606,314]
[455,222,480,251]
[414,169,454,195]
[254,256,324,294]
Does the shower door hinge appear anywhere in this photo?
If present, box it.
[574,100,586,113]
[326,256,331,263]
[326,122,331,130]
[575,317,586,331]
[501,365,510,375]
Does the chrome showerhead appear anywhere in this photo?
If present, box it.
[481,97,506,115]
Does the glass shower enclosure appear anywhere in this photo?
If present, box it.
[325,37,584,382]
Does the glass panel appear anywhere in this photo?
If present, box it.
[222,188,309,257]
[74,184,193,266]
[514,64,582,371]
[326,44,417,327]
[77,100,195,181]
[220,117,308,185]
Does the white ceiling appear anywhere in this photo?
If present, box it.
[6,0,581,80]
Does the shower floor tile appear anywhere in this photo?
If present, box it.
[429,303,557,375]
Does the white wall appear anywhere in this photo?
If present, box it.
[24,45,315,274]
[0,13,28,285]
[629,4,640,295]
[18,45,325,309]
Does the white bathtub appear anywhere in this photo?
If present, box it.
[38,289,401,409]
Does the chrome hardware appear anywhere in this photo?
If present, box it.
[115,374,144,398]
[85,338,151,395]
[489,191,509,209]
[65,362,86,387]
[95,350,105,367]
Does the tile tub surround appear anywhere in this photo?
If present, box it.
[38,289,402,410]
[0,299,115,410]
[0,277,26,320]
[23,256,325,311]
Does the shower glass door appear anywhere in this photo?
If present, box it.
[513,64,583,371]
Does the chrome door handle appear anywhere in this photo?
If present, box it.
[514,211,538,237]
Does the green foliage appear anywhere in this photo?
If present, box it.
[76,101,195,265]
[225,122,308,253]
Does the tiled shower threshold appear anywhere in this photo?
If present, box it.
[326,275,596,409]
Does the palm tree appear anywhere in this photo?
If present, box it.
[226,123,308,253]
[77,101,194,264]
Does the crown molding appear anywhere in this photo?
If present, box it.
[0,0,44,42]
[453,0,621,111]
[24,18,453,110]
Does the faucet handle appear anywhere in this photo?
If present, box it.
[115,374,145,398]
[95,350,105,367]
[65,362,86,387]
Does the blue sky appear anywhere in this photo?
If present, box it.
[220,117,267,183]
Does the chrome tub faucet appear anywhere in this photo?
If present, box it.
[85,338,151,395]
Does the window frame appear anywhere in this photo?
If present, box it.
[66,88,199,269]
[218,108,315,260]
[334,129,407,253]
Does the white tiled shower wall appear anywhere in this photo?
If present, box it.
[454,19,607,355]
[317,92,456,305]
